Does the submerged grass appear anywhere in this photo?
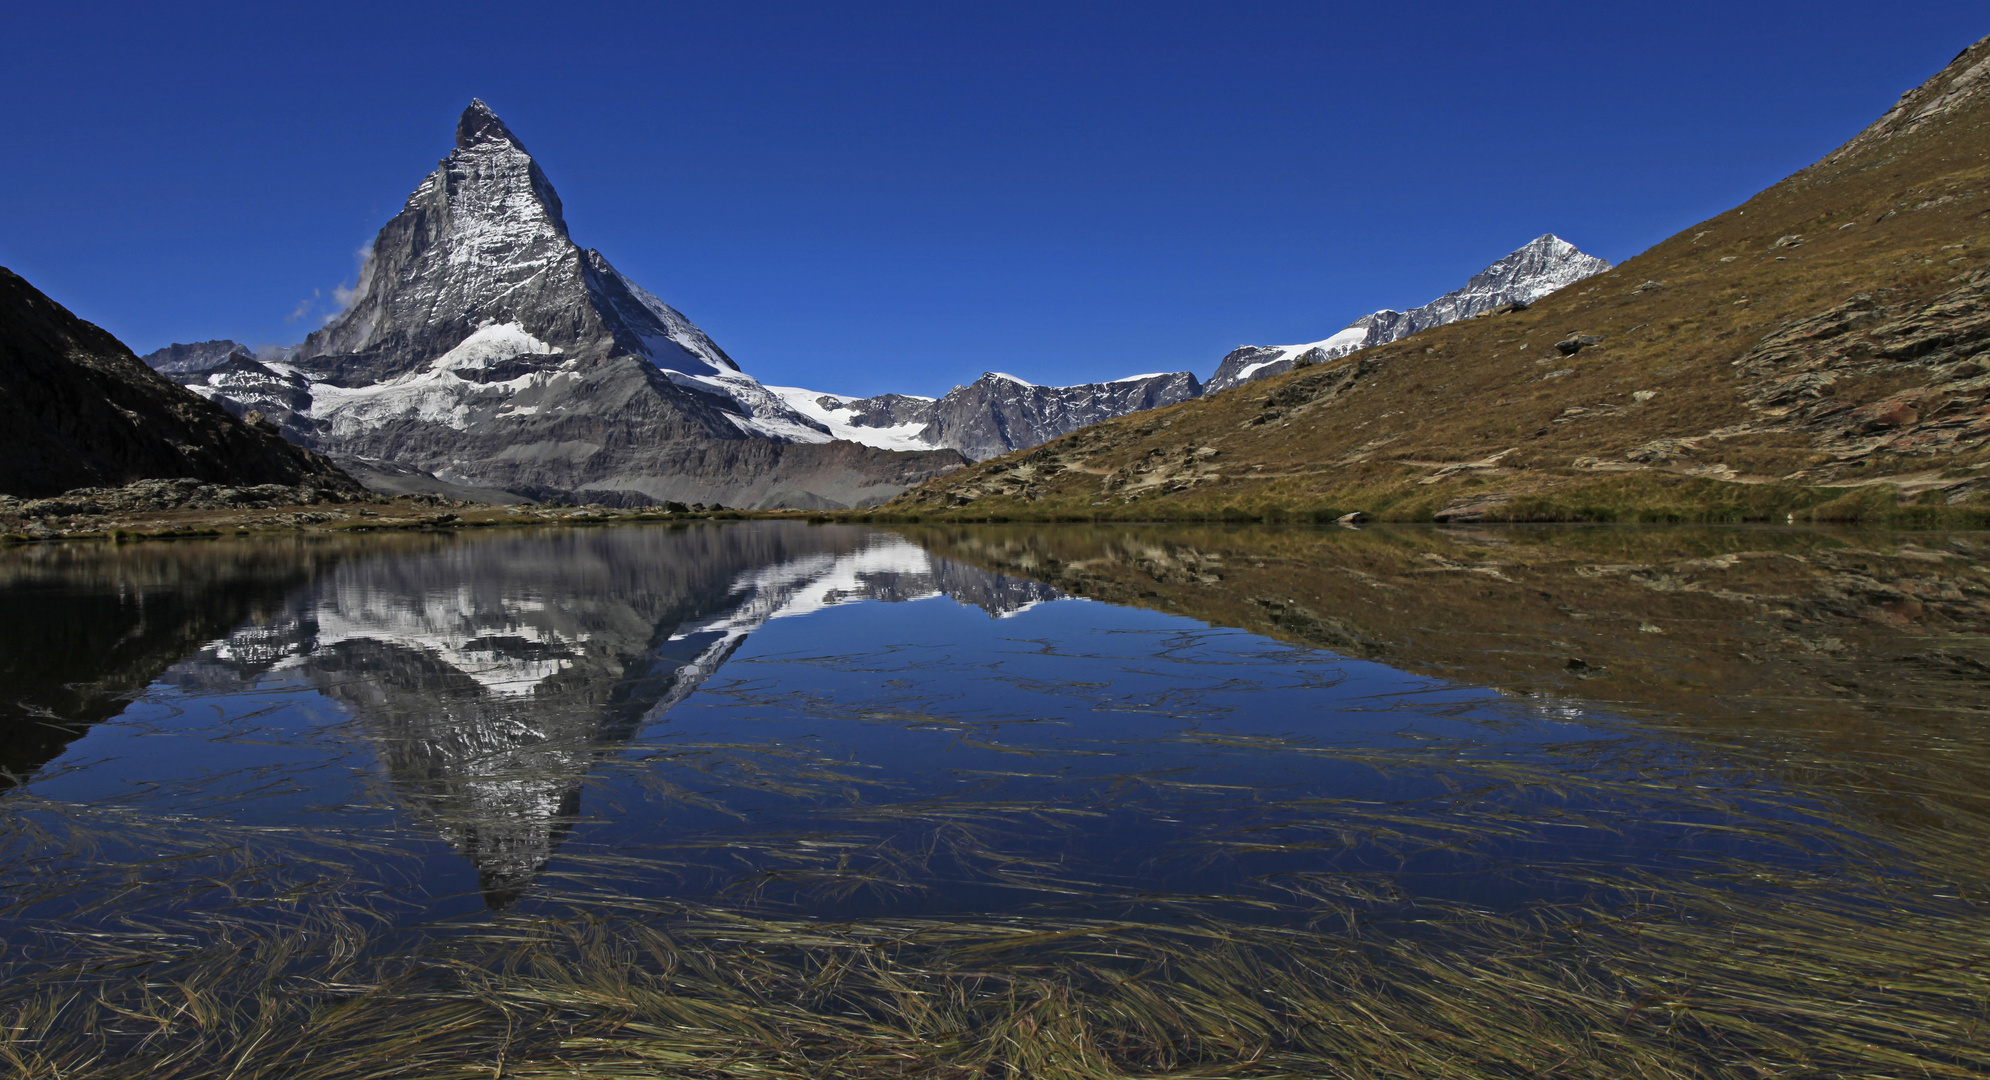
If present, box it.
[5,880,1987,1078]
[2,708,1988,1079]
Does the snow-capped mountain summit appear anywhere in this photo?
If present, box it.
[1205,235,1611,393]
[294,98,797,429]
[152,101,964,508]
[301,101,743,385]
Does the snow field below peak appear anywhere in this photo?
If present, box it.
[765,385,940,452]
[305,326,574,439]
[431,322,554,372]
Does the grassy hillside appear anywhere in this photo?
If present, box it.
[886,34,1990,525]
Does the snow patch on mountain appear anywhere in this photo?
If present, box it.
[1225,325,1371,385]
[766,386,937,451]
[431,322,553,372]
[308,359,570,440]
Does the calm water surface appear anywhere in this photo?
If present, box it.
[2,521,1985,1076]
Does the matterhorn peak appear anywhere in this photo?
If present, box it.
[456,98,524,151]
[155,102,968,510]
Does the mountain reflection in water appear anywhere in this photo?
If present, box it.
[2,522,1987,1078]
[21,525,1059,907]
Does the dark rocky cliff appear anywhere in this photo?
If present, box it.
[0,267,358,499]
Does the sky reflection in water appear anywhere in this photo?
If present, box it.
[1,522,1708,926]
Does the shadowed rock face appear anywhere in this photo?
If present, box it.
[0,268,360,499]
[142,340,258,377]
[158,525,1060,906]
[143,102,963,510]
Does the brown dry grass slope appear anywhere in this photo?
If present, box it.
[888,33,1990,525]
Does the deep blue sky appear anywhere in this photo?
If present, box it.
[3,3,1983,397]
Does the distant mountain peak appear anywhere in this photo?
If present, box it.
[1205,234,1611,393]
[456,98,524,151]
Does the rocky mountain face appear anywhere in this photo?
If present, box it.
[821,392,937,431]
[891,33,1990,524]
[0,267,359,499]
[143,339,260,376]
[1206,235,1612,393]
[911,371,1203,461]
[148,101,961,509]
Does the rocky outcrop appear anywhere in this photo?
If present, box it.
[821,393,937,430]
[916,371,1204,461]
[1731,270,1990,477]
[1823,36,1990,165]
[0,478,363,518]
[0,267,361,499]
[150,101,963,509]
[1205,235,1611,393]
[142,339,259,376]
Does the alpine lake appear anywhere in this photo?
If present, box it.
[2,520,1986,1079]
